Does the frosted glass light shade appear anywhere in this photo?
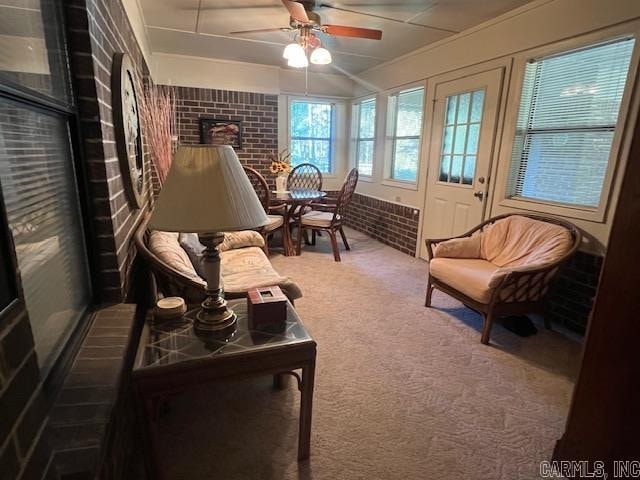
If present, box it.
[287,51,309,68]
[283,42,304,60]
[149,145,268,233]
[310,47,332,65]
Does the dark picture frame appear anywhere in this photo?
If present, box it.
[199,118,242,149]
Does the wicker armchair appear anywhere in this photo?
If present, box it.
[296,168,358,261]
[425,213,581,344]
[243,166,285,256]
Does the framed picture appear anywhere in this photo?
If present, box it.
[199,118,242,149]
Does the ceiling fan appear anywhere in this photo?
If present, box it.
[229,0,384,41]
[227,0,383,67]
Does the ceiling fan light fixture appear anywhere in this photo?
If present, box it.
[287,50,309,68]
[310,47,332,65]
[283,42,304,60]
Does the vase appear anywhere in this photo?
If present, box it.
[275,173,287,193]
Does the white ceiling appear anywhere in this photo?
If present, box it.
[139,0,532,74]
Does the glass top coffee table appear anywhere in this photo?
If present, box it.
[133,299,317,479]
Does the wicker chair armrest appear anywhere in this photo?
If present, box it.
[490,261,565,304]
[268,203,287,214]
[309,202,336,212]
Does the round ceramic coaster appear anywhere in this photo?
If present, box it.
[155,296,187,319]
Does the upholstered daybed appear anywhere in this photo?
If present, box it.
[134,213,302,304]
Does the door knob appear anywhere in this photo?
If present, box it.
[473,191,484,200]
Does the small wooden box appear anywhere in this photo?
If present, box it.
[247,286,287,328]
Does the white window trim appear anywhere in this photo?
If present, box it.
[382,82,426,189]
[287,96,338,177]
[350,94,377,181]
[493,32,640,223]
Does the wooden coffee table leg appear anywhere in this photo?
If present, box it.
[298,357,315,460]
[138,394,165,480]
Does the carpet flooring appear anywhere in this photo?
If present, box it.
[154,228,583,480]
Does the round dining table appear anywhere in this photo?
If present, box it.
[270,189,327,256]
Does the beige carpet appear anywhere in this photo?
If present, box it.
[154,228,582,480]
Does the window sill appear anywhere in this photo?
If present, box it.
[381,178,419,191]
[498,196,606,223]
[358,175,373,183]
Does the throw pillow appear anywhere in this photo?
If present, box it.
[179,232,206,278]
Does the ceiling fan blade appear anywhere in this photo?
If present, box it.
[281,0,309,23]
[318,3,458,34]
[229,27,293,34]
[323,24,382,40]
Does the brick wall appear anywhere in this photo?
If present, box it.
[0,303,56,480]
[342,193,420,256]
[47,304,139,480]
[67,0,153,303]
[171,86,279,188]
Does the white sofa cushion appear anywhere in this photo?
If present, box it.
[220,247,302,299]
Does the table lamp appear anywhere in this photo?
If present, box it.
[148,145,268,332]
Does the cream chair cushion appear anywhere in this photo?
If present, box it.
[264,214,284,232]
[433,232,482,259]
[429,215,574,304]
[301,211,337,228]
[481,215,572,267]
[220,247,302,300]
[429,258,500,303]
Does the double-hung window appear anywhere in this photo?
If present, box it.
[0,0,92,378]
[290,100,334,173]
[386,87,425,182]
[507,38,635,208]
[353,98,376,176]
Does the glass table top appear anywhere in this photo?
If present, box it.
[272,189,327,203]
[134,299,312,372]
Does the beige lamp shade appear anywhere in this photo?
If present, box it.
[148,145,268,233]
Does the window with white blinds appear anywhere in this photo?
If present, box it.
[387,87,424,182]
[0,100,91,375]
[507,38,635,208]
[353,98,376,176]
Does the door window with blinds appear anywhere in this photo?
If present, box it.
[0,0,91,377]
[507,38,635,208]
[353,98,376,176]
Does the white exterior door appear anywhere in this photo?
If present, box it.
[420,69,503,259]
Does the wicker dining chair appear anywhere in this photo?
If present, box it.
[296,168,359,261]
[243,166,285,256]
[287,163,323,191]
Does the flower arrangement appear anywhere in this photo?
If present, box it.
[268,149,292,176]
